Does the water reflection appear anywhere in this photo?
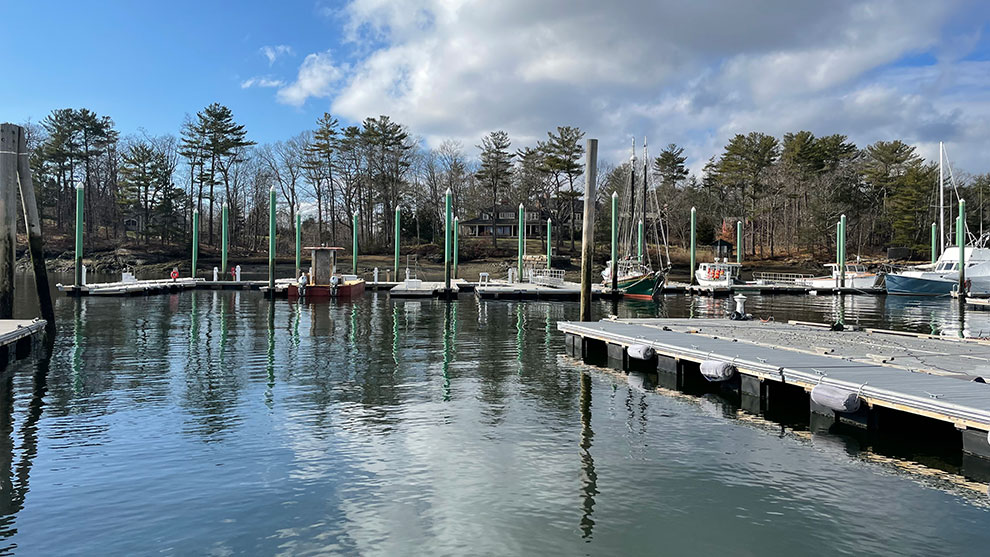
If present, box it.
[579,371,597,540]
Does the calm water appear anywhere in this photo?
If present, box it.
[3,272,990,555]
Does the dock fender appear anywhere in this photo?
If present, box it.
[700,360,736,382]
[628,344,656,360]
[810,384,861,413]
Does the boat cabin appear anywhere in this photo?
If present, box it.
[698,260,741,281]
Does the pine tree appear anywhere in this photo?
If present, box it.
[476,131,514,247]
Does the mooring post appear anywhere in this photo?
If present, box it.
[221,203,228,278]
[453,215,459,280]
[0,124,16,317]
[15,125,55,333]
[444,188,452,292]
[959,199,966,295]
[352,212,359,275]
[637,219,644,262]
[295,211,301,279]
[736,220,743,265]
[835,221,841,287]
[191,208,199,279]
[610,192,618,296]
[268,186,276,290]
[545,217,552,269]
[518,203,525,282]
[931,222,937,265]
[839,213,846,288]
[75,180,84,286]
[394,206,401,278]
[689,207,696,285]
[579,139,598,321]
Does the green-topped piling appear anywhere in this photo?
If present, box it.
[192,208,199,279]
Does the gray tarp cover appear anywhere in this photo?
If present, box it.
[700,361,736,382]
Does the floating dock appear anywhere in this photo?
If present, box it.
[0,319,47,370]
[59,278,272,296]
[558,317,990,459]
[475,280,606,300]
[660,282,886,296]
[389,279,472,298]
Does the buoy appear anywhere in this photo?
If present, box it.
[628,344,656,360]
[170,269,179,280]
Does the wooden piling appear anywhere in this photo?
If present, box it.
[0,125,16,318]
[15,126,55,334]
[579,139,598,322]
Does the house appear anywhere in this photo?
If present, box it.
[459,199,589,238]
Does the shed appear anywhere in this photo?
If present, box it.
[711,239,734,259]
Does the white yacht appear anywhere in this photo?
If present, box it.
[695,259,742,288]
[886,246,990,295]
[798,262,879,289]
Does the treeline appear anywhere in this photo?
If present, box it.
[22,105,990,259]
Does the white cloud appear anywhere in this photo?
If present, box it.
[241,76,286,89]
[275,0,990,172]
[260,44,294,65]
[276,51,344,107]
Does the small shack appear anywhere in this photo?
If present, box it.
[711,239,734,260]
[305,246,344,285]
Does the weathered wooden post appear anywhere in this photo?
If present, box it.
[444,188,452,292]
[689,207,696,285]
[546,217,552,269]
[453,215,459,280]
[959,199,966,295]
[221,203,229,277]
[14,125,55,333]
[931,222,937,265]
[637,219,643,262]
[268,186,276,290]
[839,213,846,288]
[736,220,743,265]
[579,139,598,322]
[191,208,199,279]
[610,192,618,295]
[517,203,525,282]
[0,125,15,317]
[295,211,302,279]
[394,206,401,278]
[352,212,359,274]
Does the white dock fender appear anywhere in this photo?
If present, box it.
[810,384,861,413]
[700,360,736,382]
[628,344,656,360]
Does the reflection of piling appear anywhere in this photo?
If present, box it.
[579,371,597,539]
[579,139,598,322]
[13,126,55,333]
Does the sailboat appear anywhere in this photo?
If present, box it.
[886,142,990,295]
[601,138,669,299]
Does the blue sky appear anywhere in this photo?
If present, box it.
[4,0,990,174]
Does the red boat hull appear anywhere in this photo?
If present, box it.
[287,281,365,300]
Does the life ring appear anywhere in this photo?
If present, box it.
[707,270,714,279]
[170,269,179,280]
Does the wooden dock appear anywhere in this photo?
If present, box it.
[1,319,47,370]
[558,317,990,459]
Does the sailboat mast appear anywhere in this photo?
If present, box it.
[628,137,636,256]
[642,137,648,242]
[939,141,945,254]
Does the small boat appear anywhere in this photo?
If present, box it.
[886,246,990,296]
[798,262,879,289]
[695,259,742,288]
[288,246,366,299]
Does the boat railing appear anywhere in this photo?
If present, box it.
[529,268,566,287]
[752,271,814,285]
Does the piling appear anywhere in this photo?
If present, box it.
[835,221,841,285]
[191,209,199,279]
[959,199,966,294]
[221,203,229,276]
[518,203,525,281]
[444,188,452,292]
[268,187,275,290]
[295,211,302,279]
[0,125,15,318]
[14,125,55,333]
[610,192,618,295]
[546,217,552,269]
[74,181,84,286]
[453,216,459,279]
[637,219,643,262]
[736,220,742,265]
[689,207,696,285]
[352,212,359,274]
[931,222,937,265]
[579,139,598,322]
[394,206,401,278]
[839,214,846,287]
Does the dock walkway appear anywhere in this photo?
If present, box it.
[0,319,47,369]
[60,278,272,296]
[558,318,990,458]
[475,280,606,300]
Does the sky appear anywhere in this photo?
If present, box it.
[3,0,990,176]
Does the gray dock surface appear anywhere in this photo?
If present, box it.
[558,318,990,432]
[1,319,47,367]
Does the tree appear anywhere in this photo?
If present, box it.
[653,143,689,189]
[542,126,584,251]
[476,131,514,247]
[717,132,780,255]
[304,113,339,244]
